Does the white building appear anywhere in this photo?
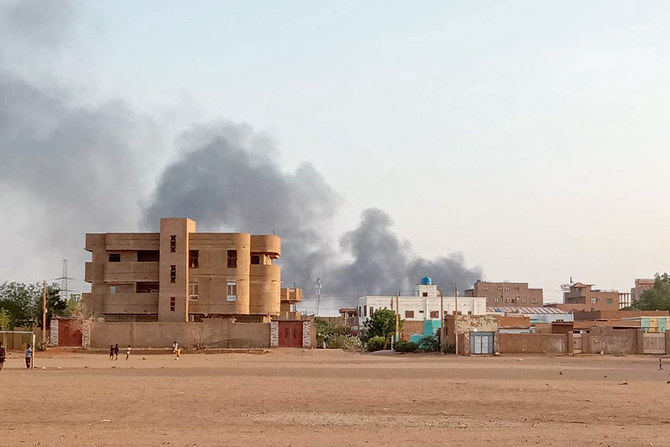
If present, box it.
[357,278,487,325]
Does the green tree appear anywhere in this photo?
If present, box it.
[0,309,9,330]
[631,273,670,311]
[0,282,64,329]
[364,309,403,348]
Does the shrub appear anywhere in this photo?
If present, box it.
[393,340,418,353]
[328,334,363,351]
[442,342,456,354]
[417,334,440,352]
[315,318,349,348]
[367,336,386,352]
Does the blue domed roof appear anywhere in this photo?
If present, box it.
[421,276,432,285]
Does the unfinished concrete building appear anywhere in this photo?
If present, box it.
[83,218,287,322]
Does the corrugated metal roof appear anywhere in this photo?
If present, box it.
[487,307,570,314]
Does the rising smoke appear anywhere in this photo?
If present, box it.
[0,0,161,279]
[144,125,483,300]
[0,1,483,304]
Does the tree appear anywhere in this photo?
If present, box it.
[0,282,64,329]
[631,273,670,311]
[364,309,403,348]
[0,309,9,330]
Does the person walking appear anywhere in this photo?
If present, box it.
[25,344,32,369]
[172,341,180,360]
[0,341,5,372]
[125,345,131,361]
[114,344,119,360]
[109,344,114,360]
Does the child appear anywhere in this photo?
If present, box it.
[0,341,5,371]
[109,344,114,360]
[125,345,131,361]
[114,344,119,360]
[25,344,32,369]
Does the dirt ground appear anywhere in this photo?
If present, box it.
[0,349,669,447]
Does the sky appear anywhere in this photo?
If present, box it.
[1,1,669,311]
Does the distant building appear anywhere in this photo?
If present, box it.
[358,277,487,328]
[339,308,359,334]
[631,278,655,302]
[562,282,620,311]
[465,281,543,308]
[488,306,573,324]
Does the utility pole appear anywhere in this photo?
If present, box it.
[453,282,458,355]
[42,281,47,345]
[315,278,322,317]
[394,291,400,348]
[439,288,445,352]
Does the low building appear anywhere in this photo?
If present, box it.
[488,306,573,324]
[465,281,543,308]
[562,282,620,311]
[358,278,487,327]
[445,314,499,355]
[339,308,359,334]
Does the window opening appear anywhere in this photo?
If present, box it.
[189,250,199,268]
[227,250,237,268]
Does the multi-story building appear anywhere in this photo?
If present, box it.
[464,281,543,308]
[83,217,284,322]
[562,282,619,311]
[357,277,487,327]
[631,278,655,303]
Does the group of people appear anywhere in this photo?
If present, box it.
[0,341,33,371]
[109,344,132,361]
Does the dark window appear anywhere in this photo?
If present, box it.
[251,255,260,265]
[227,250,237,268]
[189,250,199,268]
[170,265,176,283]
[108,253,121,262]
[137,250,160,262]
[405,310,414,318]
[422,292,428,297]
[430,311,439,319]
[170,297,175,312]
[370,306,374,315]
[170,235,176,252]
[136,282,159,293]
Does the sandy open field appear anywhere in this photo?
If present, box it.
[0,349,669,447]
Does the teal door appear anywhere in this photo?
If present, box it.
[470,332,494,354]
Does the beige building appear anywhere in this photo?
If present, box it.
[464,281,543,308]
[84,218,285,322]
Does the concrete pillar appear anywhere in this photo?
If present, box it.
[567,331,574,355]
[636,329,644,355]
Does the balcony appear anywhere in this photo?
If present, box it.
[104,262,159,283]
[102,293,159,314]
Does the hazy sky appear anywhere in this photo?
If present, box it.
[1,1,669,305]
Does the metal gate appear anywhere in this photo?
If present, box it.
[470,332,494,354]
[643,333,666,354]
[278,321,303,348]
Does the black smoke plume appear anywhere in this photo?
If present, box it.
[144,125,483,302]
